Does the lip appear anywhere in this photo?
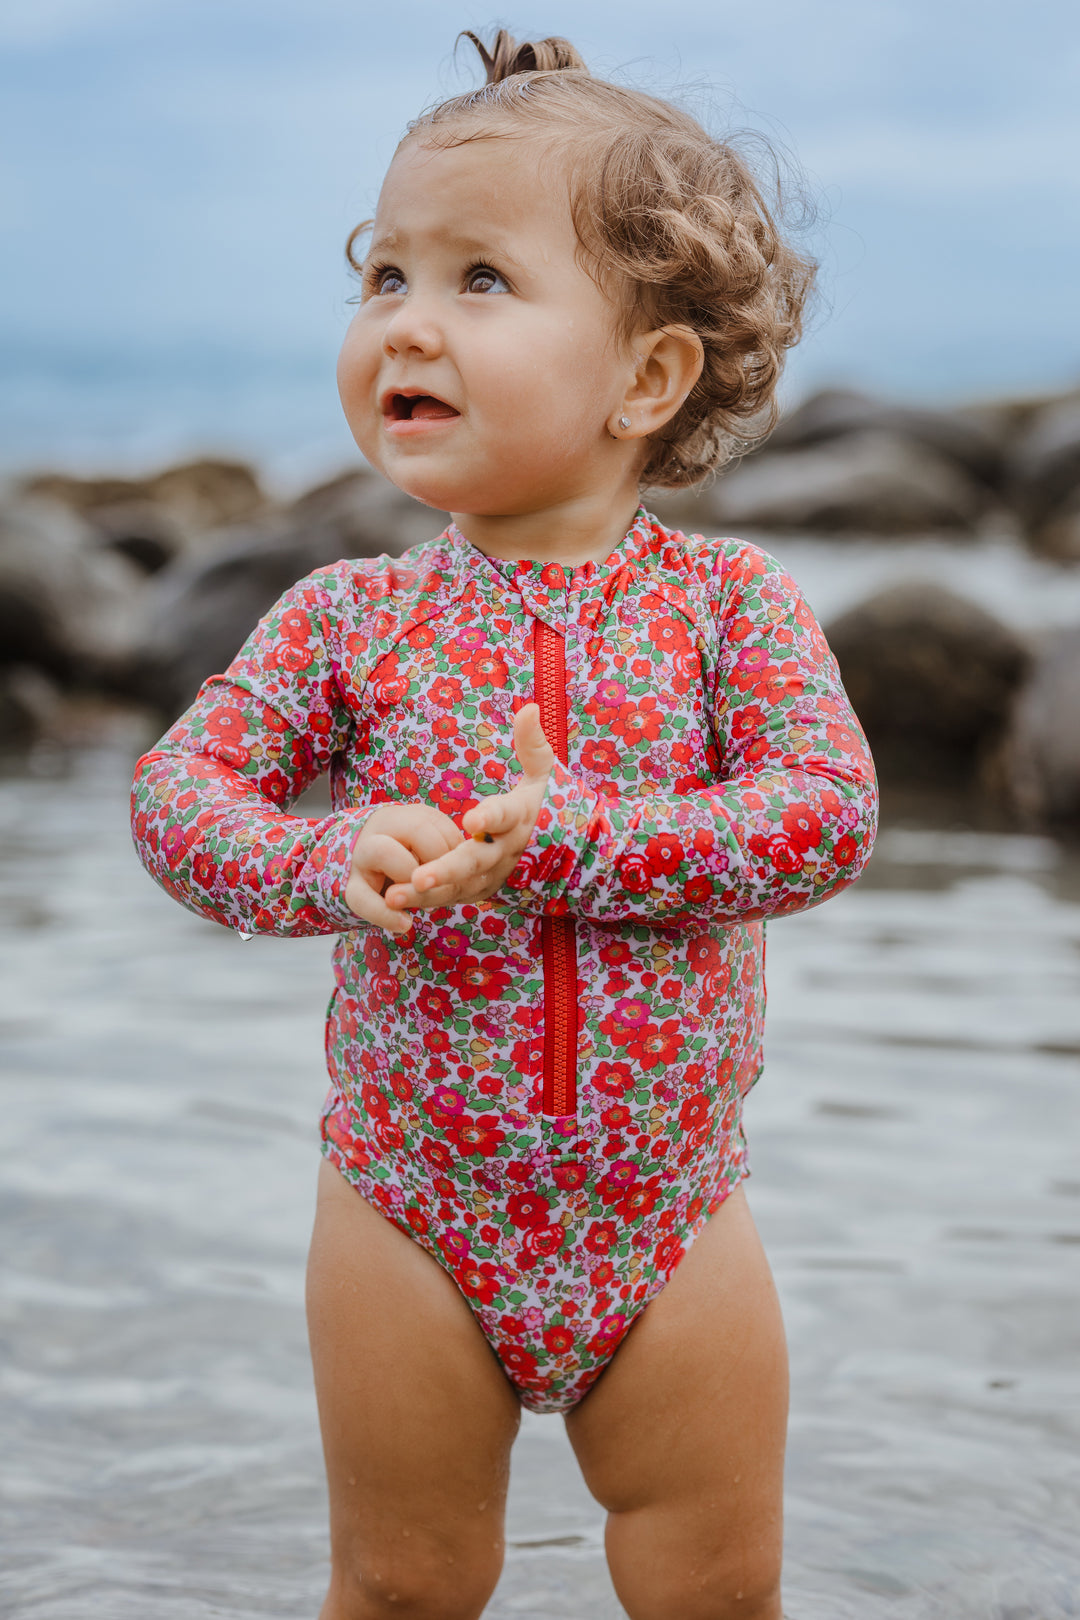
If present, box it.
[380,384,461,437]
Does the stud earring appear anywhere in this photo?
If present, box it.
[618,415,631,430]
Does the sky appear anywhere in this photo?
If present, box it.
[2,0,1078,478]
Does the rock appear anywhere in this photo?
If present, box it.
[0,498,148,686]
[20,457,265,532]
[0,666,63,749]
[708,430,991,536]
[130,472,447,718]
[767,388,1005,488]
[1006,396,1080,557]
[825,584,1030,786]
[996,628,1080,830]
[18,459,268,575]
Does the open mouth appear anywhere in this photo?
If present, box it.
[387,393,460,422]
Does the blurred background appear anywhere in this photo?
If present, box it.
[2,5,1079,1619]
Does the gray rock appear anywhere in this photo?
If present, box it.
[767,387,1005,488]
[996,628,1080,829]
[825,584,1030,786]
[130,472,447,719]
[1006,396,1080,554]
[709,430,992,536]
[0,498,148,685]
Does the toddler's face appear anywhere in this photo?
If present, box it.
[337,135,634,518]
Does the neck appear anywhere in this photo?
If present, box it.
[450,484,643,569]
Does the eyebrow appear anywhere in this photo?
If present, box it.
[365,228,530,273]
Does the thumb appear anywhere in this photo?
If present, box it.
[514,702,557,781]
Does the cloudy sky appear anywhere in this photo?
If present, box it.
[2,0,1078,474]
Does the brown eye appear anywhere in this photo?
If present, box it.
[373,266,406,295]
[465,265,508,295]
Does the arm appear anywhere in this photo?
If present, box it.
[481,544,876,929]
[131,569,378,936]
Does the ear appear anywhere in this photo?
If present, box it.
[607,326,705,442]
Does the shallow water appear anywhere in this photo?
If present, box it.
[1,748,1078,1619]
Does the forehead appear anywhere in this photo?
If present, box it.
[370,134,576,253]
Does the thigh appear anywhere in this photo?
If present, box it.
[565,1186,788,1620]
[306,1159,521,1620]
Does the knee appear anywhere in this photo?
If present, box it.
[607,1515,782,1620]
[324,1542,503,1620]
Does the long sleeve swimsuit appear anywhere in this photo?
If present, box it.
[132,508,878,1412]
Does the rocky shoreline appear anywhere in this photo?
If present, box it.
[2,385,1078,831]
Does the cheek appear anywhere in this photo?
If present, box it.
[337,322,378,425]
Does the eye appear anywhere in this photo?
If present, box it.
[464,264,509,295]
[367,263,407,296]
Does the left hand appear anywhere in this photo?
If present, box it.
[384,704,555,913]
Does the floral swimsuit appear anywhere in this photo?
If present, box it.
[132,508,878,1412]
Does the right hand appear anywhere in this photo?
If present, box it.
[344,803,464,935]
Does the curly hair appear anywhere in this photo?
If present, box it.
[352,30,816,488]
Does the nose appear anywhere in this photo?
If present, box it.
[381,293,444,361]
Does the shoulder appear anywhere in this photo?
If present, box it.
[641,516,802,615]
[306,532,461,616]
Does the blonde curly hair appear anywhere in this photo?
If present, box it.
[351,30,816,488]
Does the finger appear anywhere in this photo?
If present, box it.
[354,833,420,889]
[513,702,557,780]
[463,785,530,840]
[403,819,466,865]
[386,838,492,906]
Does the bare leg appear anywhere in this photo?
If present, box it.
[565,1186,788,1620]
[306,1160,522,1620]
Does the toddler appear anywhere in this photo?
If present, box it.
[132,30,877,1620]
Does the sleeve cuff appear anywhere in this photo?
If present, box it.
[300,808,379,930]
[503,762,601,914]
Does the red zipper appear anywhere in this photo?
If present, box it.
[534,617,577,1119]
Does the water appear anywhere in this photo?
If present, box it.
[1,746,1078,1618]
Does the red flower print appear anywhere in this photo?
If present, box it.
[653,1233,684,1273]
[596,1161,638,1203]
[274,642,315,674]
[520,1224,566,1263]
[591,1062,634,1097]
[611,696,664,747]
[418,1136,454,1172]
[679,1093,711,1134]
[457,1262,502,1307]
[616,851,653,894]
[834,833,858,865]
[448,955,512,1002]
[192,852,217,889]
[204,705,247,741]
[498,1342,538,1377]
[583,1220,619,1254]
[582,738,620,776]
[644,833,683,877]
[405,1208,429,1236]
[430,676,463,708]
[626,1020,684,1069]
[448,1115,505,1157]
[507,1190,552,1230]
[360,1082,390,1122]
[826,721,861,753]
[389,1072,414,1102]
[601,1103,631,1129]
[462,649,508,689]
[682,874,714,904]
[618,1183,659,1222]
[648,615,690,655]
[552,1161,589,1191]
[543,1325,576,1355]
[278,607,311,644]
[782,802,823,852]
[729,647,775,692]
